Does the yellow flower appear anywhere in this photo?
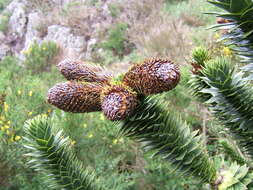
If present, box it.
[113,139,118,144]
[28,112,33,116]
[4,125,10,129]
[15,136,21,141]
[47,109,52,113]
[214,32,221,40]
[222,47,232,56]
[17,90,22,95]
[100,114,105,121]
[7,121,10,125]
[4,102,9,112]
[88,134,93,138]
[1,126,4,131]
[42,47,47,51]
[83,124,87,128]
[29,91,33,97]
[6,130,10,135]
[71,140,76,145]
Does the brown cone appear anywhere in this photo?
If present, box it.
[47,81,102,113]
[101,84,138,121]
[123,58,180,95]
[57,59,111,84]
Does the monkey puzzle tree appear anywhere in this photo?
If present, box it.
[23,0,253,189]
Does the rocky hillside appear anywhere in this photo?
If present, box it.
[0,0,203,66]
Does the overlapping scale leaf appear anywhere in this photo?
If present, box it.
[188,47,212,101]
[123,58,180,95]
[208,0,253,67]
[101,84,138,121]
[23,115,103,190]
[57,59,111,84]
[117,97,216,183]
[188,73,212,102]
[47,81,102,113]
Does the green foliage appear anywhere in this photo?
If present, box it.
[24,115,103,190]
[118,97,217,183]
[23,41,59,73]
[219,138,247,166]
[0,56,63,189]
[189,47,212,102]
[102,23,129,57]
[191,46,210,67]
[189,57,253,160]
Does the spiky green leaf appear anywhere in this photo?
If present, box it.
[24,115,103,190]
[208,0,253,67]
[117,97,217,183]
[189,57,253,160]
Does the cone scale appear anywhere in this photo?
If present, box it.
[101,84,138,121]
[57,59,111,84]
[47,81,102,113]
[123,58,180,95]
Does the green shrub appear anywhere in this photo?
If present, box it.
[23,41,59,73]
[102,23,130,57]
[0,56,63,189]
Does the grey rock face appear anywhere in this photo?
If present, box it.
[24,12,43,48]
[8,1,27,38]
[45,25,86,59]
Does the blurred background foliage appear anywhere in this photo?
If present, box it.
[0,0,238,189]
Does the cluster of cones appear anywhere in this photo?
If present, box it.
[47,58,180,121]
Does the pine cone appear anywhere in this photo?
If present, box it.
[123,58,180,95]
[101,84,138,121]
[57,59,111,84]
[47,81,102,113]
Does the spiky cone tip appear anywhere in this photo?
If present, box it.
[101,83,138,121]
[123,58,180,96]
[57,59,112,84]
[47,81,102,113]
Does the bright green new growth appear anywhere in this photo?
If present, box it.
[23,115,103,190]
[118,97,217,183]
[189,46,212,102]
[192,46,210,67]
[218,163,253,190]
